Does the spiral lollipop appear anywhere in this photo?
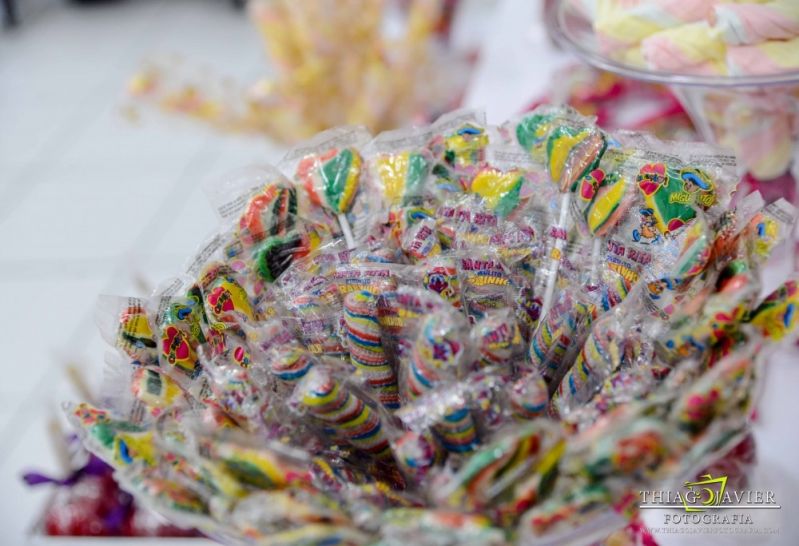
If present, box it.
[344,290,400,410]
[270,346,317,386]
[392,430,444,485]
[293,365,393,461]
[408,315,479,453]
[472,309,524,376]
[509,372,549,421]
[529,290,595,388]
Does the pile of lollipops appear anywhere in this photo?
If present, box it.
[74,106,799,545]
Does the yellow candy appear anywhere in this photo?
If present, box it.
[470,168,524,217]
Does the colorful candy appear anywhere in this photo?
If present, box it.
[344,290,400,409]
[292,366,393,461]
[74,108,799,545]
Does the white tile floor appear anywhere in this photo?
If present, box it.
[1,1,798,545]
[0,1,278,542]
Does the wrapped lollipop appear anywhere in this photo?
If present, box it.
[748,278,799,341]
[343,290,400,410]
[420,255,462,310]
[512,106,608,317]
[433,421,564,526]
[66,403,157,470]
[282,126,372,249]
[226,487,355,540]
[289,364,395,463]
[400,216,442,263]
[669,342,760,438]
[528,286,597,388]
[426,109,490,194]
[376,287,452,372]
[202,352,269,432]
[95,296,159,367]
[391,430,445,488]
[379,508,506,546]
[507,372,549,421]
[199,263,257,330]
[552,304,652,418]
[101,354,186,419]
[457,250,515,324]
[285,292,347,357]
[197,432,314,490]
[401,313,480,454]
[367,125,435,215]
[470,309,525,377]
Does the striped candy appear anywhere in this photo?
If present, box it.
[509,373,549,420]
[271,346,316,384]
[409,316,479,454]
[392,430,443,484]
[295,366,392,461]
[344,290,399,409]
[529,293,593,386]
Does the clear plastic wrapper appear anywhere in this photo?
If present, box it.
[280,125,373,248]
[70,108,799,546]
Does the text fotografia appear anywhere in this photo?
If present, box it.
[639,474,780,525]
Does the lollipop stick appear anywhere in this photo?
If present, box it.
[338,213,356,249]
[541,192,572,318]
[589,238,602,287]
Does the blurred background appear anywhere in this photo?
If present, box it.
[2,0,799,544]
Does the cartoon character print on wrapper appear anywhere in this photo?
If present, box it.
[636,163,716,238]
[422,258,462,310]
[749,279,799,341]
[632,208,660,245]
[200,263,256,330]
